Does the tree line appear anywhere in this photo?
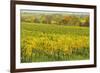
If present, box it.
[21,13,89,27]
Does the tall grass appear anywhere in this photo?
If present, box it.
[21,22,89,63]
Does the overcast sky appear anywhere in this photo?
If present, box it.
[21,9,90,16]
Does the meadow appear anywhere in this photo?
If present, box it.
[21,22,90,63]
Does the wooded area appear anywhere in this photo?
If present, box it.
[21,12,89,26]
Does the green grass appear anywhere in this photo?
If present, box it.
[21,22,90,63]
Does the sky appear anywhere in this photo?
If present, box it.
[21,9,90,16]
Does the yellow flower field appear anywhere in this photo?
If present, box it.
[21,22,89,62]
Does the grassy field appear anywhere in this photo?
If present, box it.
[21,22,89,63]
